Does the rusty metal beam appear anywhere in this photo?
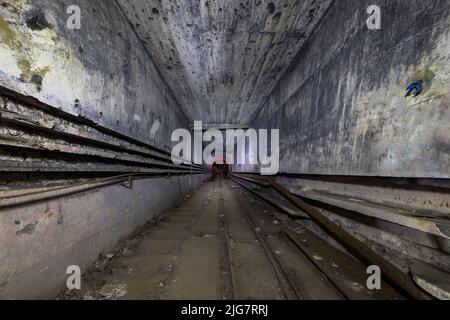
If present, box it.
[233,173,431,300]
[0,171,205,208]
[0,86,205,174]
[291,188,450,239]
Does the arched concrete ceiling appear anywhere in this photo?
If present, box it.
[116,0,333,124]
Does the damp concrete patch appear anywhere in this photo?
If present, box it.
[24,7,52,31]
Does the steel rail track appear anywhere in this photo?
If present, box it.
[231,173,432,300]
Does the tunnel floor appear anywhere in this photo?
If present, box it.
[61,179,404,300]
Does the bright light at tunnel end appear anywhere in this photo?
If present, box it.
[171,121,280,175]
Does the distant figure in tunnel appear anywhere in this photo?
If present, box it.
[210,159,230,181]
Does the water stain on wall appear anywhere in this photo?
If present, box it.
[0,17,23,50]
[0,13,51,90]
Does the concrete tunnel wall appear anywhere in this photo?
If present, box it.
[0,175,206,299]
[250,0,450,178]
[0,0,206,299]
[0,0,189,148]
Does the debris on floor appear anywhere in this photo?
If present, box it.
[98,283,127,300]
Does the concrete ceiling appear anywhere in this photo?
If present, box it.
[116,0,333,124]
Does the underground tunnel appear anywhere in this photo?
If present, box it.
[0,0,449,304]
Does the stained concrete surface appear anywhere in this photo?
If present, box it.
[0,174,206,299]
[1,0,448,176]
[64,179,285,300]
[251,0,450,178]
[117,0,333,124]
[62,179,402,300]
[0,0,449,301]
[0,0,188,148]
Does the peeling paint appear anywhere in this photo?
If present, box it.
[16,221,38,235]
[0,0,188,147]
[24,7,52,31]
